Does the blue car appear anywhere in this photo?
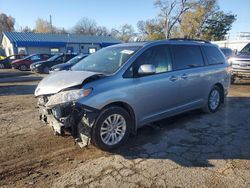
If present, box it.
[49,54,89,73]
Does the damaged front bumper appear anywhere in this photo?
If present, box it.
[38,97,99,147]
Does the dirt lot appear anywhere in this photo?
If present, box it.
[0,70,250,188]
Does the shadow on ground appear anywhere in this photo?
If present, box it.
[114,96,250,167]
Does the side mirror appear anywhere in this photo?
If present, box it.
[138,64,156,76]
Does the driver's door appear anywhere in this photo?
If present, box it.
[132,45,181,125]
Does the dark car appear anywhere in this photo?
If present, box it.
[0,54,27,69]
[49,54,89,73]
[30,53,77,74]
[229,43,250,83]
[220,47,234,59]
[12,54,50,71]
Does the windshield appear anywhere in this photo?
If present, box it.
[47,54,61,61]
[71,46,141,74]
[239,43,250,55]
[66,54,86,65]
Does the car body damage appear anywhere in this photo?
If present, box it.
[35,70,103,147]
[35,71,99,96]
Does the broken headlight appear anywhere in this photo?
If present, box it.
[45,88,92,108]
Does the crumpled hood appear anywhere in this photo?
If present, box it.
[35,70,98,96]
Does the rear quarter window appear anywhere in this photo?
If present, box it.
[172,45,204,70]
[203,46,225,65]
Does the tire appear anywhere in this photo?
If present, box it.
[0,63,4,69]
[19,64,28,71]
[203,86,222,113]
[43,67,49,74]
[231,76,236,84]
[91,106,131,151]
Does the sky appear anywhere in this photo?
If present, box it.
[0,0,249,39]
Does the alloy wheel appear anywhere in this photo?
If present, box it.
[209,89,220,110]
[100,114,126,146]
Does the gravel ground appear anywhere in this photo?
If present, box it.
[0,71,249,188]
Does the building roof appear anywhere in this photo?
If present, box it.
[2,32,121,47]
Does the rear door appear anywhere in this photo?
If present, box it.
[171,45,207,109]
[132,45,181,125]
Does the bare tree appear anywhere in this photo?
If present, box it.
[0,13,15,34]
[73,17,98,35]
[111,24,135,42]
[95,26,109,36]
[21,26,34,33]
[154,0,190,38]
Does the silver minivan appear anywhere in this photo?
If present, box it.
[35,39,231,150]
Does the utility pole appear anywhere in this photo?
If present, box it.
[49,15,52,33]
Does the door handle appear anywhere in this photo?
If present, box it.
[181,74,188,79]
[170,76,178,82]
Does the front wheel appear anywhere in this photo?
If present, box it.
[19,64,28,71]
[43,67,50,74]
[203,86,222,113]
[231,76,236,84]
[92,106,131,151]
[0,63,4,69]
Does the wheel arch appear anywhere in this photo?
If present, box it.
[102,101,137,135]
[214,83,225,103]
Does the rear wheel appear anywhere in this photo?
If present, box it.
[19,64,28,71]
[92,106,131,151]
[203,86,222,113]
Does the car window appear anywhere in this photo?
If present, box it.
[9,56,15,60]
[203,46,225,65]
[55,56,63,62]
[133,45,172,76]
[72,46,141,74]
[240,43,250,54]
[30,55,41,61]
[65,55,73,61]
[221,48,233,57]
[42,54,49,59]
[172,45,204,70]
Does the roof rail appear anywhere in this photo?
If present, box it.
[169,38,211,44]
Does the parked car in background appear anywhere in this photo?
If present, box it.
[0,54,27,69]
[35,39,230,151]
[220,47,234,59]
[49,54,89,73]
[229,43,250,83]
[30,53,77,74]
[12,54,50,71]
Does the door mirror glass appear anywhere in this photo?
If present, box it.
[138,64,156,76]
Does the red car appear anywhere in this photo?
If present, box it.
[12,54,51,71]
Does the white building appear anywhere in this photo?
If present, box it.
[212,40,250,52]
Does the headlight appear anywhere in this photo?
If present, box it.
[54,68,61,71]
[35,64,41,67]
[45,88,92,108]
